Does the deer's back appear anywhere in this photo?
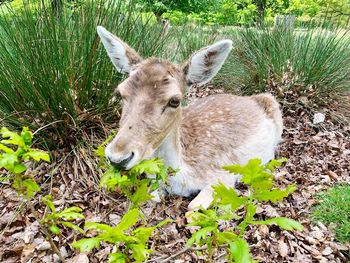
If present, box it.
[180,93,282,177]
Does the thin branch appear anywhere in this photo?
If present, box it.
[159,245,208,263]
[27,200,66,263]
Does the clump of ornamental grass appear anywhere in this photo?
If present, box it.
[220,25,350,104]
[0,0,173,147]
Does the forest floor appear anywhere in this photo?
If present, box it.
[0,87,349,263]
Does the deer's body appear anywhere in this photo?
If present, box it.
[97,26,283,210]
[156,93,282,198]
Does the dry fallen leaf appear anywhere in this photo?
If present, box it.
[278,239,289,257]
[67,254,89,263]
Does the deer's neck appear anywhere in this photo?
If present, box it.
[154,126,183,169]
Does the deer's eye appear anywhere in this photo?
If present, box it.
[168,97,181,108]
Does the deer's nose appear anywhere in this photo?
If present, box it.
[108,152,134,170]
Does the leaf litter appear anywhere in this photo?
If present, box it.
[0,85,349,262]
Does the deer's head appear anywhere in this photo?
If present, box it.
[97,26,232,169]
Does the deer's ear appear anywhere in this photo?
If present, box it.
[183,40,232,87]
[97,26,142,74]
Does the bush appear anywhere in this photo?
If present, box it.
[220,26,350,100]
[0,0,172,147]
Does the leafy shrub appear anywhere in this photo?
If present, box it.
[0,127,50,198]
[0,126,83,261]
[95,140,169,208]
[100,158,169,208]
[41,194,85,235]
[0,0,173,146]
[312,184,350,243]
[73,208,170,262]
[187,158,303,262]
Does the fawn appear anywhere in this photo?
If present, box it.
[97,26,283,210]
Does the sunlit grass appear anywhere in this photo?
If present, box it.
[0,0,173,146]
[312,185,350,244]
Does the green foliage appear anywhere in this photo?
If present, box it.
[157,0,350,26]
[187,158,303,262]
[0,127,50,199]
[41,195,85,235]
[0,0,175,146]
[222,26,350,100]
[72,208,170,262]
[312,184,350,243]
[99,158,169,208]
[96,139,169,208]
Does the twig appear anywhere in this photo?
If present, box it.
[27,200,66,263]
[33,120,64,135]
[159,245,208,263]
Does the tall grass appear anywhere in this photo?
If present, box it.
[220,26,350,99]
[0,0,172,146]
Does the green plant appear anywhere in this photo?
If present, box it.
[226,26,350,100]
[0,127,84,263]
[72,208,170,262]
[312,184,350,243]
[100,157,169,208]
[95,139,170,208]
[187,158,303,262]
[41,194,85,235]
[0,127,50,198]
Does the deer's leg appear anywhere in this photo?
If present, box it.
[188,185,214,211]
[187,171,238,211]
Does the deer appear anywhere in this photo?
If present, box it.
[97,26,283,210]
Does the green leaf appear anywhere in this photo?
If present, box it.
[187,226,216,246]
[213,183,248,210]
[129,158,163,175]
[246,204,257,222]
[99,229,131,244]
[21,178,40,198]
[133,227,155,244]
[1,127,24,147]
[49,225,61,235]
[94,133,115,158]
[229,238,253,263]
[223,159,263,176]
[130,243,152,261]
[0,143,14,153]
[266,158,288,171]
[13,163,27,174]
[131,180,153,207]
[133,219,171,244]
[253,217,303,231]
[85,222,113,232]
[58,207,84,220]
[254,185,297,203]
[72,237,101,252]
[23,150,50,163]
[223,159,274,190]
[108,252,126,263]
[0,152,18,171]
[42,195,56,213]
[20,127,33,146]
[217,231,237,245]
[100,168,129,191]
[129,158,168,185]
[117,208,139,231]
[60,221,85,235]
